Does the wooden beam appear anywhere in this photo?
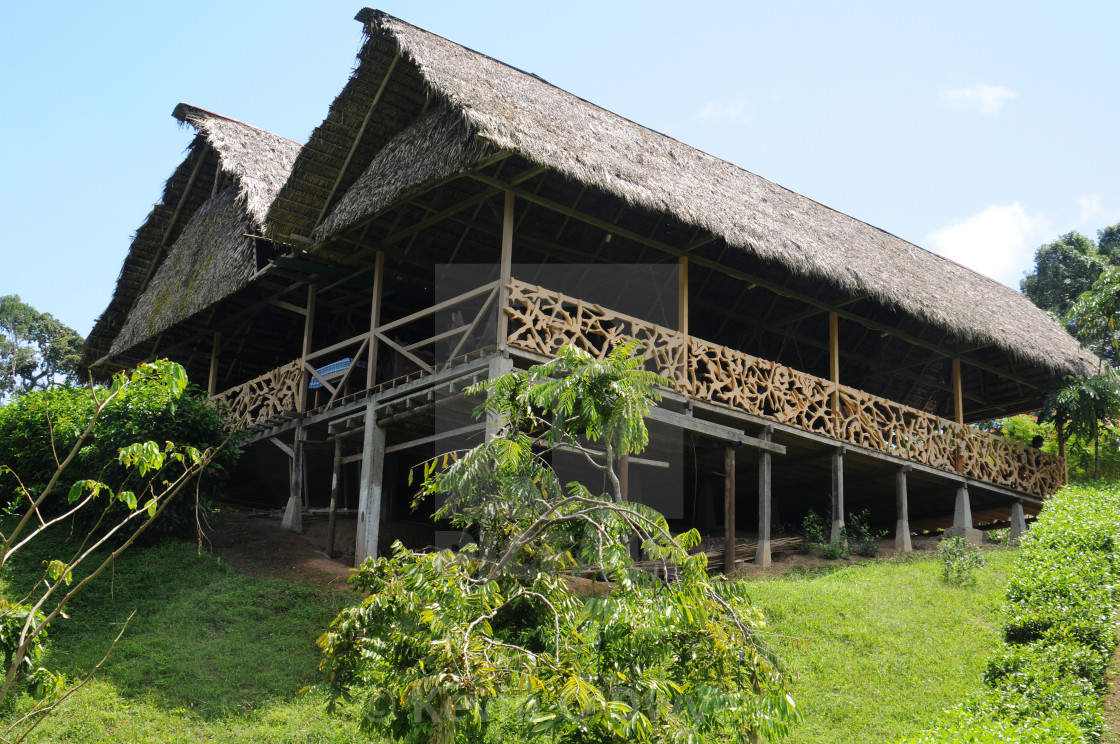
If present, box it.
[207,331,221,396]
[367,251,384,388]
[756,427,772,567]
[298,285,317,412]
[328,435,342,556]
[315,50,400,227]
[952,358,964,425]
[383,422,487,455]
[830,312,839,413]
[128,143,212,316]
[468,173,1039,390]
[498,191,514,348]
[645,407,785,454]
[724,446,736,576]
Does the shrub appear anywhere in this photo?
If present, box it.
[848,509,884,557]
[903,481,1120,743]
[938,537,987,587]
[0,381,240,538]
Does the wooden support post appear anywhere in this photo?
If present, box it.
[1009,500,1027,545]
[366,251,384,389]
[327,435,342,557]
[952,358,964,425]
[1056,418,1068,484]
[207,332,221,396]
[355,402,386,566]
[298,284,317,412]
[951,358,964,473]
[497,191,514,348]
[830,446,845,544]
[678,256,689,386]
[486,355,514,440]
[829,312,839,413]
[895,466,912,553]
[724,446,736,575]
[281,421,305,534]
[756,427,772,567]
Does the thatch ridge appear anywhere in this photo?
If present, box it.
[294,9,1093,379]
[81,105,301,368]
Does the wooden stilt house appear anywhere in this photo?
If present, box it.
[82,10,1096,570]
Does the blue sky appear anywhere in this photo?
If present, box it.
[3,1,1117,336]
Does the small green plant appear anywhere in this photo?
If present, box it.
[801,509,828,550]
[939,536,987,586]
[848,509,885,557]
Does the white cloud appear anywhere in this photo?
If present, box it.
[1077,194,1104,225]
[696,94,749,120]
[926,203,1050,288]
[939,84,1017,115]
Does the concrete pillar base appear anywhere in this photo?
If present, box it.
[894,520,912,552]
[942,526,983,545]
[280,493,303,534]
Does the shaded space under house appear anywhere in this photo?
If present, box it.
[81,9,1097,571]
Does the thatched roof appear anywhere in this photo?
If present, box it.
[267,9,1097,381]
[83,105,300,367]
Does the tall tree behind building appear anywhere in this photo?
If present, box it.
[0,295,84,398]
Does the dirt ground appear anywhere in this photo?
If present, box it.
[200,509,955,589]
[201,508,356,587]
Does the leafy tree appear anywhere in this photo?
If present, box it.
[1020,232,1107,318]
[1040,372,1120,479]
[318,344,798,743]
[1098,222,1120,264]
[0,296,84,399]
[0,361,220,739]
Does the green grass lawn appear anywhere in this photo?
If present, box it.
[1,531,1013,743]
[747,549,1016,743]
[1,535,375,744]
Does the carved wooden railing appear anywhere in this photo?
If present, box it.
[212,360,302,428]
[505,279,1065,498]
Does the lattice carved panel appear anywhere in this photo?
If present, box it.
[506,280,1065,497]
[505,280,688,390]
[213,360,302,428]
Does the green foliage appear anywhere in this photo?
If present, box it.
[1040,372,1120,479]
[0,360,221,737]
[846,510,883,558]
[0,376,240,538]
[938,537,986,587]
[0,295,83,399]
[904,481,1120,743]
[801,508,881,558]
[1020,231,1111,319]
[801,509,828,550]
[320,344,798,743]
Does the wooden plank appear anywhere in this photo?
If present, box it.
[305,331,373,363]
[679,257,689,384]
[645,407,786,454]
[328,436,342,556]
[375,331,434,374]
[303,361,337,395]
[298,285,317,412]
[376,281,500,335]
[268,299,308,316]
[952,358,964,425]
[269,436,294,458]
[383,423,487,455]
[756,427,772,567]
[830,311,840,413]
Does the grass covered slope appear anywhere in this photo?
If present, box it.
[903,481,1120,744]
[1,534,371,744]
[747,553,1016,744]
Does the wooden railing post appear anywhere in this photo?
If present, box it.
[497,191,514,349]
[679,256,689,391]
[366,251,384,389]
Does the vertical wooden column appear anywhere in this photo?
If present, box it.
[298,284,317,412]
[355,402,386,566]
[1056,419,1068,484]
[207,331,221,396]
[830,446,845,544]
[486,355,514,440]
[895,465,912,552]
[756,427,773,567]
[281,421,305,534]
[829,312,840,413]
[952,358,964,473]
[496,191,514,349]
[619,454,630,501]
[327,434,343,557]
[678,257,689,388]
[724,446,736,575]
[366,251,384,389]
